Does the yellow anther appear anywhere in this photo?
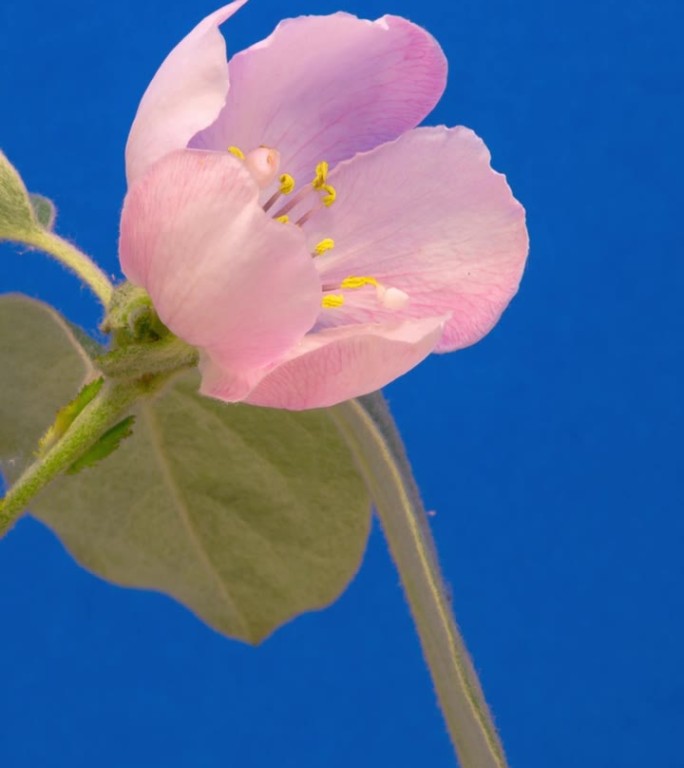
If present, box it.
[340,276,379,289]
[313,161,329,189]
[321,183,336,206]
[275,215,289,224]
[321,294,345,309]
[279,173,295,194]
[314,238,335,255]
[228,145,245,159]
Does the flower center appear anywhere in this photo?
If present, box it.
[230,146,336,226]
[228,145,409,315]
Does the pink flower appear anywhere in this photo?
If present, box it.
[119,2,528,410]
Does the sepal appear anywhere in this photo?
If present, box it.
[67,415,136,474]
[38,378,104,456]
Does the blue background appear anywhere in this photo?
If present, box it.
[1,0,682,765]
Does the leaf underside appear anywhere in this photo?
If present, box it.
[0,151,40,239]
[0,295,371,643]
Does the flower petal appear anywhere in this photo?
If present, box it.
[119,149,321,383]
[200,316,445,410]
[310,126,529,351]
[192,13,447,182]
[125,0,247,186]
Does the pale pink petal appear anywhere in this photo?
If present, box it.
[308,126,529,351]
[125,0,247,186]
[192,13,447,184]
[200,316,446,410]
[119,150,320,383]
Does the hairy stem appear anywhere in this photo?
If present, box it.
[96,336,199,379]
[331,394,507,768]
[0,380,140,537]
[23,229,114,307]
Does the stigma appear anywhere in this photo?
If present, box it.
[247,147,281,188]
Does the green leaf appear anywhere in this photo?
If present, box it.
[0,151,40,240]
[0,295,371,643]
[0,295,96,466]
[30,193,57,230]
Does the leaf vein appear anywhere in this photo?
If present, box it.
[140,403,250,635]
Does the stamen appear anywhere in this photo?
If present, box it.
[314,238,335,255]
[338,275,410,310]
[321,294,344,309]
[271,160,335,222]
[279,174,295,194]
[313,161,329,189]
[272,184,312,218]
[275,215,289,224]
[295,209,317,227]
[263,192,280,212]
[341,276,378,289]
[263,174,296,213]
[321,184,336,207]
[228,146,245,159]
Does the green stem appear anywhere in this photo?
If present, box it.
[22,229,114,307]
[96,336,199,379]
[0,380,140,537]
[331,394,507,768]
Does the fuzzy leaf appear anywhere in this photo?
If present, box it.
[0,295,371,643]
[30,193,57,230]
[0,295,96,466]
[0,151,40,240]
